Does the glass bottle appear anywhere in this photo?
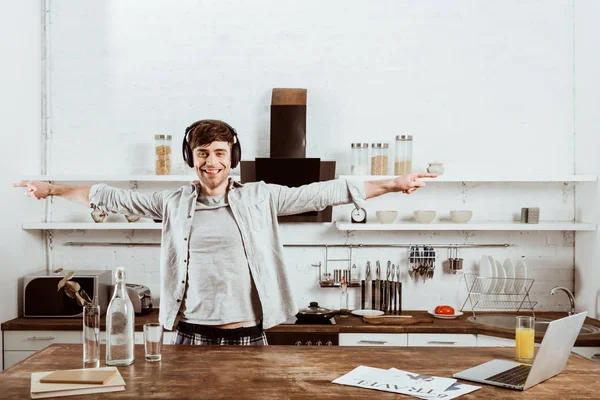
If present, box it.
[155,134,172,175]
[106,267,135,366]
[394,135,413,175]
[370,143,389,175]
[350,143,369,175]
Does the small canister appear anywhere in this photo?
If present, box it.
[350,143,369,175]
[394,135,413,175]
[155,134,172,175]
[371,143,389,175]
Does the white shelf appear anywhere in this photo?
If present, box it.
[335,221,597,232]
[22,221,597,232]
[22,223,162,230]
[19,175,241,182]
[338,175,597,182]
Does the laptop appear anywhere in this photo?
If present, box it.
[453,311,587,390]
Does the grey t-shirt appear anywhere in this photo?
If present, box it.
[180,192,262,325]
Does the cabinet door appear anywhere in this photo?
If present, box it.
[339,333,407,346]
[477,334,516,347]
[4,331,82,351]
[408,333,477,347]
[4,350,36,369]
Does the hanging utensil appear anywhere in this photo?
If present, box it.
[374,261,381,311]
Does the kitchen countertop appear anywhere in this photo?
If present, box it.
[4,310,600,346]
[1,344,600,398]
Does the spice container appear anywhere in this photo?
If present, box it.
[351,143,369,175]
[370,143,389,175]
[394,135,413,175]
[155,134,172,175]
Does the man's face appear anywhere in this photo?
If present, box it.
[192,141,232,191]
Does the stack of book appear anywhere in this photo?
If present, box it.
[30,367,125,399]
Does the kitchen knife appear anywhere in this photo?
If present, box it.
[374,261,380,311]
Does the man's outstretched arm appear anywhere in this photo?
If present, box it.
[13,181,91,207]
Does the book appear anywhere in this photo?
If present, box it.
[40,368,116,384]
[30,367,125,399]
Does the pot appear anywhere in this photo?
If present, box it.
[295,302,338,323]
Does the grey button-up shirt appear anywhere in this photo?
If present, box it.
[89,178,366,330]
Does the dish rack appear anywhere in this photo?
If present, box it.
[460,274,537,318]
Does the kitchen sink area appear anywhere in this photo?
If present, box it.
[468,314,600,335]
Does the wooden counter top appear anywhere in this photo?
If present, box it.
[1,344,600,399]
[4,310,600,346]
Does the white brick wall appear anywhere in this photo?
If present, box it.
[33,1,595,316]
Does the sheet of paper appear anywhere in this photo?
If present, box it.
[389,368,481,399]
[332,365,457,398]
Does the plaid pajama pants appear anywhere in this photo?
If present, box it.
[175,320,268,346]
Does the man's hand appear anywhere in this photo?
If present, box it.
[393,172,438,194]
[364,172,437,199]
[12,181,52,200]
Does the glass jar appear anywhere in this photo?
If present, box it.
[350,143,369,175]
[155,134,172,175]
[394,135,413,175]
[370,143,389,175]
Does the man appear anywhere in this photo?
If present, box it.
[14,119,436,345]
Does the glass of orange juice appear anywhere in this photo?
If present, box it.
[515,316,535,362]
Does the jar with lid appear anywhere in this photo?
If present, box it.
[394,135,413,175]
[155,134,172,175]
[370,143,389,175]
[350,143,369,175]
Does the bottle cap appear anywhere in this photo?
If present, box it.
[115,267,126,282]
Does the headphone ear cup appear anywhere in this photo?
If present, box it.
[231,140,241,169]
[182,130,194,168]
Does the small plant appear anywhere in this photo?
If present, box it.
[57,270,93,307]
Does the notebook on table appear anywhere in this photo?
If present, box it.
[31,367,125,399]
[453,312,587,391]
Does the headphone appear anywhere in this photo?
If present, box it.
[182,119,242,169]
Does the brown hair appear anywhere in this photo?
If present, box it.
[187,119,236,150]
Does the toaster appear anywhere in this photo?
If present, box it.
[23,269,111,317]
[126,284,153,314]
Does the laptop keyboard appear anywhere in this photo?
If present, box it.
[486,364,531,386]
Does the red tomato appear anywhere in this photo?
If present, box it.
[434,305,455,315]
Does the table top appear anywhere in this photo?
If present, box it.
[1,344,600,399]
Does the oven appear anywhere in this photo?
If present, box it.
[265,317,339,346]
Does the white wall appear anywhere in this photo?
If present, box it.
[3,1,593,354]
[39,0,582,315]
[0,2,44,369]
[574,0,600,318]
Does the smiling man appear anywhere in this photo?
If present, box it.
[14,119,436,346]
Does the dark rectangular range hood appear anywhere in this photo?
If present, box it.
[240,88,336,222]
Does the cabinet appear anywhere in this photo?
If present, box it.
[476,334,515,347]
[339,333,407,346]
[3,330,177,370]
[407,333,476,347]
[3,330,82,369]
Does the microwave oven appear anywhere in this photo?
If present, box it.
[23,270,111,317]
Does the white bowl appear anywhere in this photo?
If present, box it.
[450,210,473,223]
[413,210,436,223]
[376,210,398,224]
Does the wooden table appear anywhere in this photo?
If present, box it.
[1,344,600,399]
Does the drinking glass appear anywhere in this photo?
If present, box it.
[144,323,163,362]
[515,316,535,362]
[83,304,100,368]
